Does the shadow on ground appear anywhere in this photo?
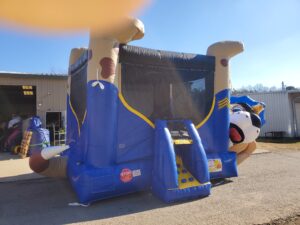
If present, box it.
[211,178,233,187]
[0,178,169,224]
[0,152,22,161]
[0,175,228,225]
[0,173,43,183]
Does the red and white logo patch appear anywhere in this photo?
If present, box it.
[120,168,133,183]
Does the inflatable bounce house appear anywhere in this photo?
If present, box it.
[0,1,265,205]
[64,18,264,204]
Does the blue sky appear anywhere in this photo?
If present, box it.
[0,0,299,89]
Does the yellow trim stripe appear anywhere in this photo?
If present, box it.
[218,100,229,106]
[167,182,211,190]
[69,99,81,136]
[218,97,230,109]
[218,101,229,106]
[173,139,193,145]
[118,69,155,128]
[119,68,216,130]
[195,97,216,129]
[218,102,230,108]
[82,110,87,125]
[118,93,155,128]
[218,97,229,103]
[119,93,216,130]
[218,98,230,109]
[218,98,229,104]
[218,103,230,109]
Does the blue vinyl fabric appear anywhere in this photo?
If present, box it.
[152,120,211,203]
[66,95,79,147]
[198,89,238,179]
[66,81,238,204]
[67,81,154,204]
[65,45,240,203]
[27,116,50,155]
[116,102,154,163]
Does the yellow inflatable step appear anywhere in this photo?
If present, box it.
[173,139,193,145]
[176,156,201,189]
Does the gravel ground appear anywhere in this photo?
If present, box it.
[256,214,300,225]
[0,149,299,225]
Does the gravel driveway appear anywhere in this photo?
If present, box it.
[0,150,299,225]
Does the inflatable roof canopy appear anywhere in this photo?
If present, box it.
[66,18,244,204]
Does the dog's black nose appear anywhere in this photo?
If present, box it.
[250,113,261,128]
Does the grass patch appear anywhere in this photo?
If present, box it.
[256,138,300,151]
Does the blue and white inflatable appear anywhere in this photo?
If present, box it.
[61,18,256,204]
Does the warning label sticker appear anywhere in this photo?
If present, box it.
[132,169,141,177]
[120,168,133,183]
[208,159,222,173]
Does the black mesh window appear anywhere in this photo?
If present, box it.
[69,52,88,126]
[120,45,215,125]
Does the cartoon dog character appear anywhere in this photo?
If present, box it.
[229,103,262,165]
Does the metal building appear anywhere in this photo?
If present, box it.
[234,91,300,137]
[0,72,67,128]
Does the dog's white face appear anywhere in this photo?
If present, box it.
[229,107,261,146]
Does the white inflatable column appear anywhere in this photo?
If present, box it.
[207,41,244,94]
[87,18,145,86]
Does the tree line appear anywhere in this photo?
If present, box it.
[232,83,299,94]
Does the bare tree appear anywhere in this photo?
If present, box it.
[233,83,282,93]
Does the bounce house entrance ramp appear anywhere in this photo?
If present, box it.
[176,156,202,189]
[152,120,211,203]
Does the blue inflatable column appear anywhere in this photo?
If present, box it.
[85,81,119,168]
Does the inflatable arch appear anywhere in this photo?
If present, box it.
[66,18,244,204]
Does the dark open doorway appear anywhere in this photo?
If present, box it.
[0,85,36,123]
[46,112,66,145]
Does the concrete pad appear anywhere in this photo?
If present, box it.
[0,152,43,182]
